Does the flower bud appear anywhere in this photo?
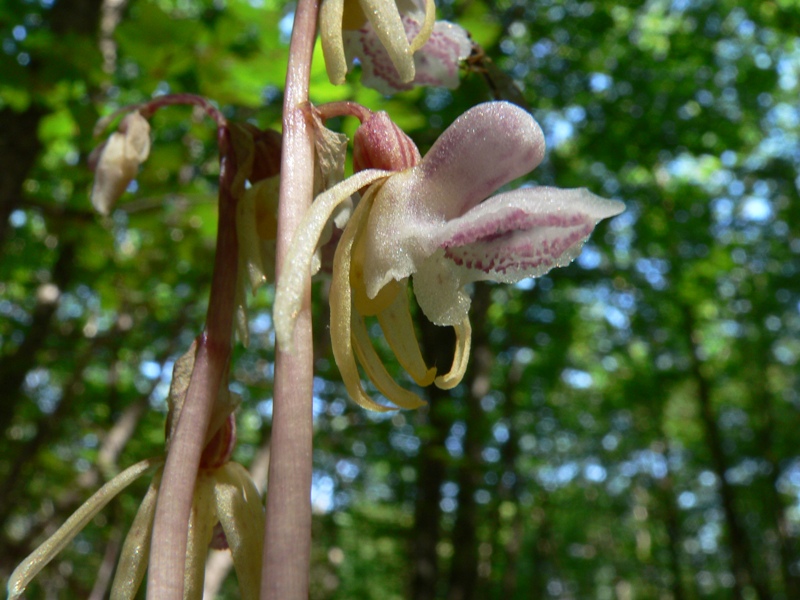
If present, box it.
[200,414,237,469]
[353,111,421,172]
[89,111,151,215]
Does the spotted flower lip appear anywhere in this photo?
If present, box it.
[274,101,624,409]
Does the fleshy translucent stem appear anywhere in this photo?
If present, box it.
[147,124,240,600]
[261,0,319,597]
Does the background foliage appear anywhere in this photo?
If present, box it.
[1,0,799,598]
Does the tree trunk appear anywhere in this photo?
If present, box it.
[411,318,458,599]
[0,241,75,433]
[447,284,492,600]
[682,305,771,600]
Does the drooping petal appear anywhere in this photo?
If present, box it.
[273,169,391,351]
[110,468,163,600]
[214,463,264,600]
[352,312,427,409]
[7,458,163,600]
[330,196,397,412]
[414,187,626,325]
[433,317,471,389]
[184,471,217,600]
[375,282,436,387]
[406,0,435,53]
[320,0,348,85]
[362,102,545,299]
[355,0,415,82]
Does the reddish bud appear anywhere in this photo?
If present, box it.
[200,413,236,469]
[353,112,421,172]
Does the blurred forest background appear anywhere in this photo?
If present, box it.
[1,0,800,598]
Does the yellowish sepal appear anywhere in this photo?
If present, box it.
[434,317,471,390]
[375,282,436,387]
[352,313,427,409]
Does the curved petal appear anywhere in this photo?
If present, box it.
[330,194,396,412]
[357,0,415,82]
[362,102,545,298]
[214,463,264,600]
[110,468,163,600]
[320,0,348,85]
[438,187,625,281]
[273,169,390,352]
[415,102,545,220]
[352,312,427,409]
[414,187,625,325]
[375,282,436,387]
[8,457,163,600]
[433,317,471,389]
[408,0,435,53]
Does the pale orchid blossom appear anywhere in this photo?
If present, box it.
[320,0,470,93]
[274,102,625,410]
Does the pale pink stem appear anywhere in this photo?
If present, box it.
[147,124,239,600]
[315,100,373,123]
[260,0,319,597]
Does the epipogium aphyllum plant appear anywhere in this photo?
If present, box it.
[7,0,624,598]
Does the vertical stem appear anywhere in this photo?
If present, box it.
[147,127,239,600]
[261,0,318,597]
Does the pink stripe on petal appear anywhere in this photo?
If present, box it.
[437,186,624,281]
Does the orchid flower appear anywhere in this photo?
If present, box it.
[274,101,625,410]
[320,0,471,93]
[7,346,264,600]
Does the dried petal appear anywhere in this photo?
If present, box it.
[90,112,151,215]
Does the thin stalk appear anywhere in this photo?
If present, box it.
[261,0,318,597]
[147,125,239,599]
